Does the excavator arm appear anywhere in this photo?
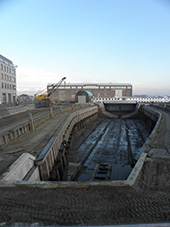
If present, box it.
[48,77,66,97]
[34,77,66,108]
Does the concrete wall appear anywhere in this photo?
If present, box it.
[138,106,160,133]
[35,106,98,180]
[0,106,98,182]
[0,104,11,118]
[135,106,162,161]
[1,153,40,181]
[0,104,162,185]
[0,104,90,147]
[104,103,137,117]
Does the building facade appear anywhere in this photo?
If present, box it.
[48,82,132,102]
[0,54,17,105]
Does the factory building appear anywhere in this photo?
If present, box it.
[48,82,132,102]
[0,54,17,105]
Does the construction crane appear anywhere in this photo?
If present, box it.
[34,77,66,108]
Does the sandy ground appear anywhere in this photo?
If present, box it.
[0,107,170,226]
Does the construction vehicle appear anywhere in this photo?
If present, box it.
[34,77,66,108]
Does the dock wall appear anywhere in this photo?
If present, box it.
[0,104,162,187]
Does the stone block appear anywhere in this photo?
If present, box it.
[1,153,37,181]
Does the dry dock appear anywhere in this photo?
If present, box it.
[0,104,170,226]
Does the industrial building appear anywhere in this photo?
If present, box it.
[0,54,17,105]
[48,82,132,102]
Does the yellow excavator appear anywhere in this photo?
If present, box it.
[34,77,66,108]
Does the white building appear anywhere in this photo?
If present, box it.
[0,54,17,105]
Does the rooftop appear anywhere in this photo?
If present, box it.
[48,82,132,87]
[0,54,14,67]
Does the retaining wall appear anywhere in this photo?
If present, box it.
[0,104,162,187]
[34,104,161,182]
[135,105,162,160]
[35,106,98,180]
[1,153,40,182]
[0,104,90,147]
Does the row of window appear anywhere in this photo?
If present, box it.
[1,92,16,103]
[0,57,14,67]
[1,82,16,90]
[1,73,16,82]
[56,86,129,89]
[1,64,15,75]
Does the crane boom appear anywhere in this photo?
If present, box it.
[34,77,66,108]
[48,77,66,97]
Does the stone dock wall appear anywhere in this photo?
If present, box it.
[0,104,162,186]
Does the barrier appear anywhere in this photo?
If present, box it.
[0,104,91,147]
[35,106,98,180]
[135,106,162,161]
[1,153,40,181]
[0,104,161,187]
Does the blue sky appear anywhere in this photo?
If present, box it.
[0,0,170,96]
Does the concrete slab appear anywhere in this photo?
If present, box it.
[0,105,10,118]
[1,153,37,181]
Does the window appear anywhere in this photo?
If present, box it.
[9,68,11,73]
[10,84,11,89]
[12,85,16,90]
[11,69,15,75]
[1,73,3,79]
[83,86,98,89]
[112,86,126,89]
[7,83,9,89]
[4,74,6,80]
[9,76,11,81]
[1,82,3,88]
[7,75,9,81]
[5,83,6,89]
[7,67,8,72]
[4,66,6,72]
[1,64,3,70]
[0,57,3,62]
[83,85,99,89]
[4,60,9,65]
[11,77,15,82]
[2,93,6,102]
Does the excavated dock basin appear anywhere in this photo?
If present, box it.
[1,105,170,226]
[69,117,150,182]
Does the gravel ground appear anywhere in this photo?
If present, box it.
[0,186,170,226]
